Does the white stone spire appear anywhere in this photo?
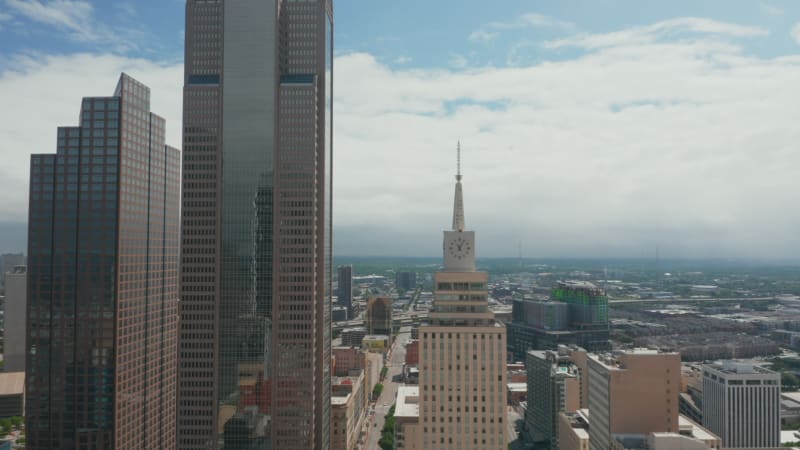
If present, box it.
[452,142,465,232]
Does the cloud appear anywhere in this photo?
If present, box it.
[792,23,800,45]
[331,23,800,258]
[5,0,95,41]
[760,3,783,16]
[4,0,151,52]
[468,30,498,42]
[545,17,768,49]
[394,55,412,64]
[449,53,468,68]
[3,17,800,260]
[0,52,182,225]
[470,12,574,43]
[488,13,575,31]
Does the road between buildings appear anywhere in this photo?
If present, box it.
[363,330,410,450]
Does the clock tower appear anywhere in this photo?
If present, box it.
[420,143,508,450]
[443,142,476,272]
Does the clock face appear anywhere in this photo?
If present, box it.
[448,236,472,260]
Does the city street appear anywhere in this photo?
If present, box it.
[363,330,410,450]
[507,406,524,450]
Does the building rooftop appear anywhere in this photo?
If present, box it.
[706,360,777,375]
[507,383,527,392]
[331,394,350,406]
[0,372,24,396]
[363,334,389,341]
[678,415,719,442]
[395,385,420,419]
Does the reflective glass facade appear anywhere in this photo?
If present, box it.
[178,1,333,449]
[26,73,179,450]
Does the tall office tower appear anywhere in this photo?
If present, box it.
[178,1,333,449]
[338,265,353,313]
[701,361,780,448]
[366,296,392,337]
[587,349,680,450]
[526,349,581,450]
[26,73,180,450]
[395,271,417,291]
[419,145,507,450]
[3,265,26,372]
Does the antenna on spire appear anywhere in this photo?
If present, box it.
[456,141,462,181]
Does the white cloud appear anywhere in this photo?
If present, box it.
[2,17,800,259]
[0,53,182,224]
[488,13,575,31]
[470,12,574,43]
[394,55,412,64]
[792,23,800,45]
[545,17,768,49]
[449,53,468,68]
[468,30,498,42]
[4,0,149,52]
[760,3,783,16]
[5,0,95,41]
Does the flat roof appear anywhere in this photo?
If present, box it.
[332,394,350,406]
[395,385,420,419]
[0,372,24,396]
[678,415,719,441]
[507,383,527,392]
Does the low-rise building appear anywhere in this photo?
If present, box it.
[362,334,390,354]
[559,410,590,450]
[395,385,421,450]
[331,371,367,450]
[0,372,24,417]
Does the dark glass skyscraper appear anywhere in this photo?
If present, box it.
[25,73,180,450]
[178,1,333,449]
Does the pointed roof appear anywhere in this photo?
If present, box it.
[452,142,465,232]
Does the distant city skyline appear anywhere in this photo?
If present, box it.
[2,0,800,259]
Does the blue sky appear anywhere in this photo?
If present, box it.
[1,1,800,259]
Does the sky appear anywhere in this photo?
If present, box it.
[1,0,799,259]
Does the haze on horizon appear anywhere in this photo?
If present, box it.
[1,0,799,260]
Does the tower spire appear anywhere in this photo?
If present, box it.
[452,142,465,232]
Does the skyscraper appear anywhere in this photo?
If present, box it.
[419,144,507,450]
[177,1,333,449]
[26,73,180,449]
[366,296,392,337]
[338,265,353,314]
[702,361,780,448]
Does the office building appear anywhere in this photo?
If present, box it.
[526,349,581,449]
[507,282,610,360]
[587,349,680,450]
[419,146,507,450]
[338,265,353,314]
[177,1,334,448]
[2,265,26,372]
[396,271,417,291]
[366,296,392,337]
[702,361,780,448]
[26,73,180,449]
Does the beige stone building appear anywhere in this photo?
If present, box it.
[331,370,367,450]
[419,146,507,450]
[396,385,422,450]
[587,349,681,450]
[559,410,590,450]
